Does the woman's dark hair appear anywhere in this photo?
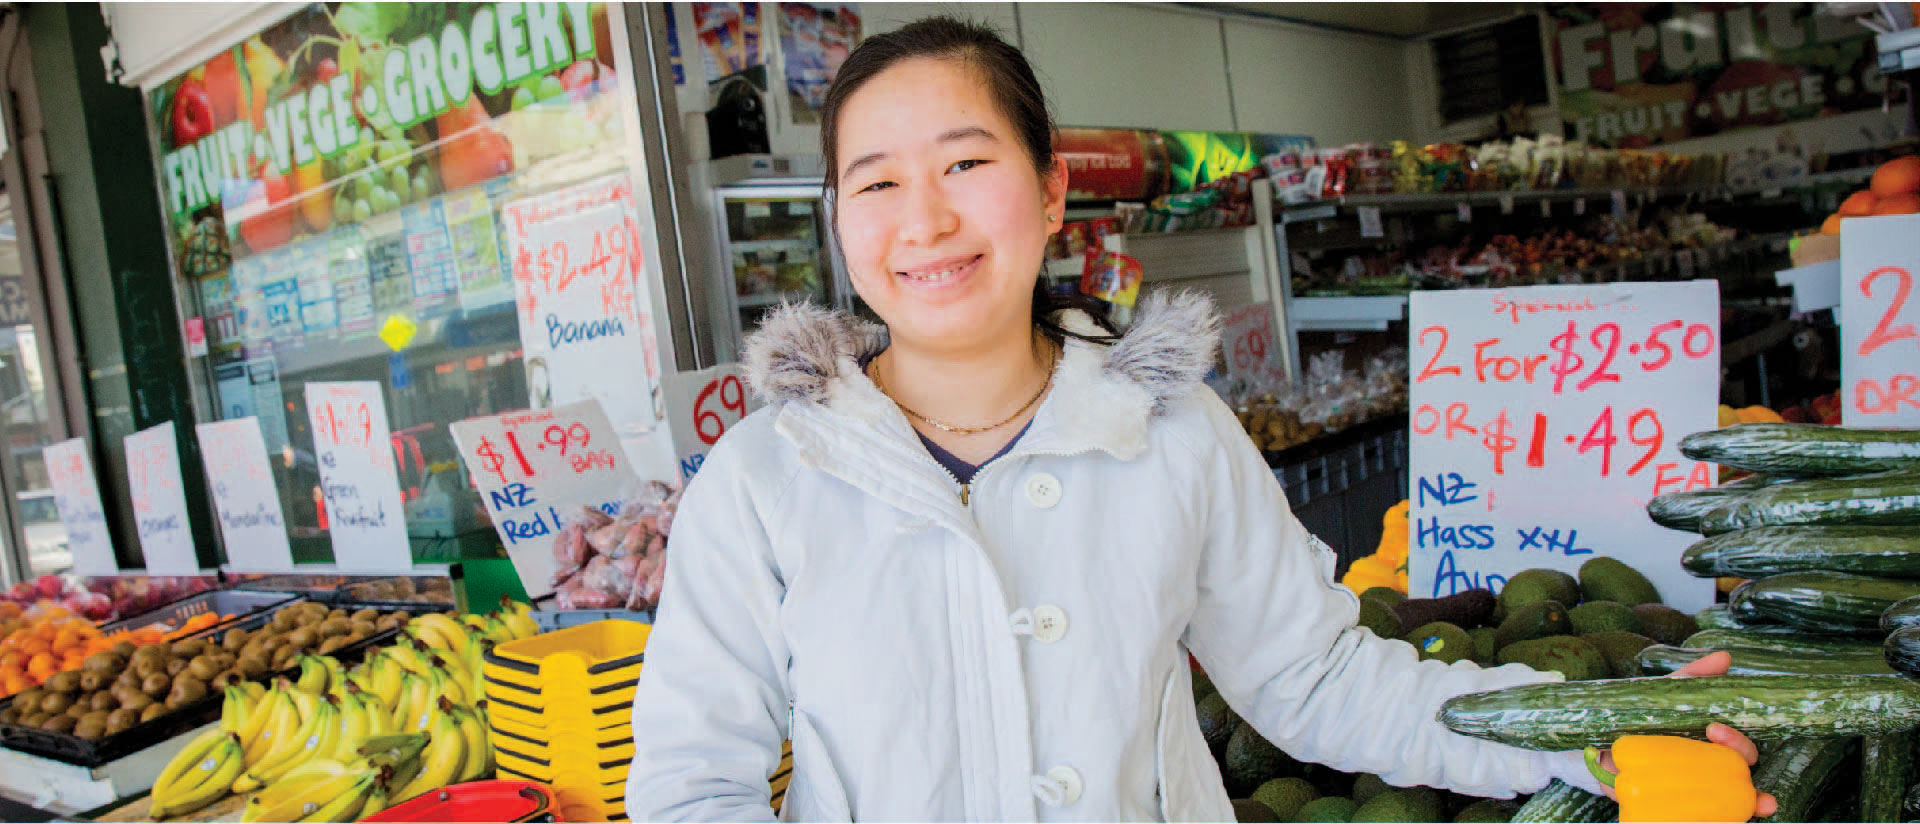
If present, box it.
[819,16,1117,344]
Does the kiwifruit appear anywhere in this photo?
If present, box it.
[41,714,76,734]
[105,708,140,734]
[317,618,351,638]
[115,669,141,690]
[348,619,378,636]
[132,656,167,679]
[295,609,325,628]
[88,690,117,713]
[316,636,351,656]
[82,652,123,674]
[79,672,107,693]
[131,644,167,663]
[18,712,48,728]
[166,677,207,708]
[165,658,190,678]
[0,706,16,724]
[64,701,89,719]
[223,627,250,652]
[111,641,137,658]
[117,691,154,712]
[351,608,379,624]
[73,715,107,740]
[139,703,166,722]
[284,628,318,650]
[270,645,298,670]
[236,656,269,681]
[14,687,44,707]
[254,634,287,654]
[375,614,407,632]
[39,693,73,715]
[210,670,240,691]
[141,672,171,698]
[45,671,82,693]
[269,611,298,632]
[187,656,221,681]
[172,639,208,658]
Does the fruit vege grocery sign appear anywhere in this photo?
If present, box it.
[152,3,613,261]
[1551,4,1882,148]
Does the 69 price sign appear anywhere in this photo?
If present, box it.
[665,364,756,481]
[1408,282,1720,612]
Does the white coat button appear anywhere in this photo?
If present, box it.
[1025,473,1062,508]
[1031,605,1068,643]
[1032,766,1083,806]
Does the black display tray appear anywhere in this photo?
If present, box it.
[97,589,298,639]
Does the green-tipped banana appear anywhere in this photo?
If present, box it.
[392,709,465,805]
[296,769,376,822]
[451,704,489,782]
[151,733,245,819]
[241,759,365,823]
[356,732,430,768]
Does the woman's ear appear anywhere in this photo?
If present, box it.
[1044,154,1069,233]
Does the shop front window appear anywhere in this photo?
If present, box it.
[151,3,657,568]
[0,193,67,577]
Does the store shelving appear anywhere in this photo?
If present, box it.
[735,291,818,309]
[1291,296,1407,331]
[1277,167,1877,222]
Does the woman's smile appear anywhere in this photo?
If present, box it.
[895,253,983,289]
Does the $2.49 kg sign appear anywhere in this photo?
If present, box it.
[449,399,638,597]
[1409,281,1719,612]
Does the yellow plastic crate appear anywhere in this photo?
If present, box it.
[486,690,634,730]
[481,659,641,698]
[487,620,650,691]
[490,712,631,745]
[494,743,633,783]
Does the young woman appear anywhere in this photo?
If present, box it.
[626,17,1774,822]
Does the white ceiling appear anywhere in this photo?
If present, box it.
[1192,2,1528,38]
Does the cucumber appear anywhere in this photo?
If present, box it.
[1683,526,1920,579]
[1886,626,1920,679]
[1647,475,1772,532]
[1905,782,1920,818]
[1510,780,1618,823]
[1862,732,1916,822]
[1636,644,1894,676]
[1437,674,1920,751]
[1885,595,1920,633]
[1754,738,1859,823]
[1699,471,1920,534]
[1693,605,1811,636]
[1738,571,1920,635]
[1728,580,1773,625]
[1683,628,1890,657]
[1679,424,1920,478]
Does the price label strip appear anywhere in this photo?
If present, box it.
[196,417,295,572]
[450,399,639,597]
[663,364,755,482]
[1408,282,1720,611]
[125,422,201,575]
[305,381,413,571]
[45,438,118,576]
[1841,215,1920,425]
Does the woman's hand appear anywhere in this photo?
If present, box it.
[1587,651,1778,818]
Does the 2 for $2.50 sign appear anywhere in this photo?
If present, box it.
[1842,214,1920,425]
[1408,282,1719,612]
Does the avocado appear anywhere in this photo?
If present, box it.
[1579,557,1662,606]
[1390,589,1497,635]
[1493,600,1572,648]
[1360,586,1407,607]
[1352,772,1394,804]
[1402,621,1474,664]
[1307,767,1356,800]
[1296,796,1361,822]
[1352,788,1445,822]
[1632,603,1699,645]
[1453,798,1519,822]
[1232,798,1284,822]
[1497,635,1608,681]
[1197,692,1240,759]
[1252,777,1319,821]
[1584,630,1655,678]
[1497,569,1580,611]
[1468,628,1498,664]
[1224,724,1295,796]
[1193,668,1217,702]
[1568,601,1641,635]
[1358,598,1400,639]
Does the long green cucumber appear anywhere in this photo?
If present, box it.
[1647,475,1773,532]
[1861,732,1916,822]
[1437,674,1920,751]
[1737,571,1920,634]
[1683,628,1891,656]
[1679,424,1920,477]
[1698,471,1920,534]
[1754,738,1859,823]
[1694,604,1813,636]
[1886,625,1920,679]
[1637,644,1894,676]
[1510,779,1618,823]
[1884,595,1920,633]
[1683,526,1920,579]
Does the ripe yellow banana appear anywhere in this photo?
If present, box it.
[297,769,377,822]
[150,729,227,809]
[392,708,465,805]
[369,656,404,710]
[411,612,471,651]
[240,681,267,702]
[384,641,434,677]
[330,690,373,760]
[427,660,470,706]
[236,697,339,793]
[151,732,244,819]
[451,704,490,782]
[359,771,392,818]
[241,759,366,823]
[293,655,329,695]
[243,689,299,766]
[498,606,539,640]
[394,672,434,733]
[220,685,250,735]
[286,681,322,724]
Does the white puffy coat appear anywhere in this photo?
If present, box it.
[626,294,1595,822]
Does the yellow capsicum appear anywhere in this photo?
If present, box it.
[1585,736,1757,823]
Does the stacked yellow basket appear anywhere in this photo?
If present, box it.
[484,620,650,822]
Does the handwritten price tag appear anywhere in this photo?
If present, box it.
[195,418,293,572]
[1222,303,1283,381]
[1841,214,1920,425]
[305,381,412,571]
[1408,282,1719,611]
[663,364,754,481]
[124,422,199,575]
[450,399,638,597]
[44,439,116,575]
[503,172,662,435]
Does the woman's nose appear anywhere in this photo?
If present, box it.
[897,181,958,246]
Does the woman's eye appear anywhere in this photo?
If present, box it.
[856,180,896,194]
[947,159,988,174]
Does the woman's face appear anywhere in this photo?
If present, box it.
[833,57,1067,353]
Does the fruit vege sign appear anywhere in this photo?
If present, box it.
[1551,4,1881,148]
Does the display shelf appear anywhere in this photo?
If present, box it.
[736,290,817,309]
[1290,295,1407,331]
[730,237,816,255]
[1775,259,1842,320]
[1278,169,1878,222]
[0,720,216,816]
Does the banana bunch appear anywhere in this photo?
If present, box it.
[148,730,246,819]
[239,732,428,823]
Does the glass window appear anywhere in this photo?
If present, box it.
[150,3,653,568]
[0,193,69,578]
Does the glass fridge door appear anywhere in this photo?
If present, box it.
[721,191,835,336]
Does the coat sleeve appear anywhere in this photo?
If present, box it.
[1178,395,1600,799]
[625,435,793,822]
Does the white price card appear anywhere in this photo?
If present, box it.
[1222,303,1284,381]
[663,364,754,482]
[1408,281,1720,611]
[449,400,640,597]
[195,417,293,572]
[125,422,200,575]
[44,438,117,575]
[305,381,412,571]
[503,173,663,435]
[1842,214,1920,425]
[1357,206,1384,239]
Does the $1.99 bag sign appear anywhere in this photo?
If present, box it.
[1408,281,1719,612]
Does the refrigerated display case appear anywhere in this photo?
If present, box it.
[702,155,861,362]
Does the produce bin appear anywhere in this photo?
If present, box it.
[97,589,297,638]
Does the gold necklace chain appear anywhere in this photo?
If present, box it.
[874,347,1057,436]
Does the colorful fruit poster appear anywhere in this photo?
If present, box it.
[1550,3,1883,147]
